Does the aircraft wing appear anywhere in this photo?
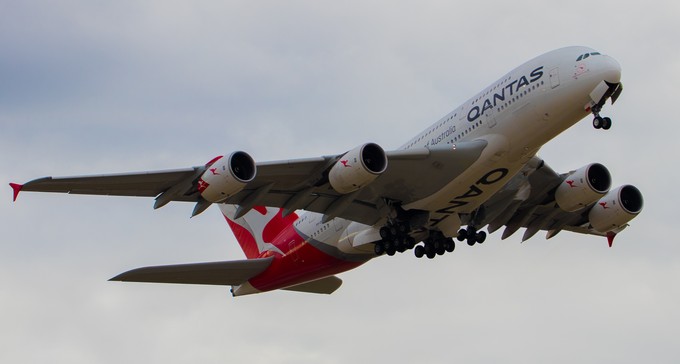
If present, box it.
[15,168,203,201]
[13,140,488,226]
[478,157,621,242]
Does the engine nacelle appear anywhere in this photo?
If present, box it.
[329,143,387,194]
[588,185,644,233]
[198,151,256,203]
[555,163,611,212]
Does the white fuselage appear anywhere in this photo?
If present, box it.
[293,46,623,259]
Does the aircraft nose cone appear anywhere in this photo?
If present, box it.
[600,55,622,84]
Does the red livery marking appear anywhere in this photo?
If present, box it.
[606,231,617,248]
[599,202,609,209]
[225,216,260,259]
[205,155,223,167]
[209,167,219,175]
[197,179,210,193]
[566,180,577,188]
[252,206,268,215]
[340,160,351,167]
[9,183,23,202]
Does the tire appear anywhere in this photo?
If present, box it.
[414,245,425,258]
[445,239,455,253]
[457,229,467,242]
[467,236,476,246]
[593,116,603,129]
[432,239,442,251]
[374,243,384,256]
[397,239,407,253]
[424,244,434,258]
[602,117,612,130]
[476,231,487,244]
[379,226,391,239]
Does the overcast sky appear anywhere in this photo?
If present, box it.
[2,1,679,363]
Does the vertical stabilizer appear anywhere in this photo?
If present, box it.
[220,205,298,259]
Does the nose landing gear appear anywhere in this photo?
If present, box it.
[589,80,622,130]
[591,106,612,130]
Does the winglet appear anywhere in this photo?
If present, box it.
[9,183,23,202]
[606,232,616,248]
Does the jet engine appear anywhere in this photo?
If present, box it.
[329,143,387,194]
[198,151,256,203]
[555,163,611,212]
[588,185,643,233]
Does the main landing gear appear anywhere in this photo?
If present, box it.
[457,226,486,246]
[413,231,455,259]
[373,223,455,259]
[374,221,416,256]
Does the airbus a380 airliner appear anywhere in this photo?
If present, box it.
[11,46,643,296]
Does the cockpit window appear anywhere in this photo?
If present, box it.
[576,52,602,61]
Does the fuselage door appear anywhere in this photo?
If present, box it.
[485,107,497,129]
[549,67,560,88]
[288,240,301,262]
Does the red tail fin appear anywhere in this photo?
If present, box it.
[219,205,298,259]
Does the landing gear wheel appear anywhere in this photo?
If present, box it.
[396,239,407,253]
[593,116,603,129]
[424,244,435,259]
[379,227,391,240]
[457,228,468,242]
[384,241,396,256]
[466,227,478,246]
[414,245,425,258]
[374,243,384,256]
[602,117,612,130]
[432,239,442,252]
[445,239,455,253]
[476,231,487,244]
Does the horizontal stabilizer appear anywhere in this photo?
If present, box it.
[109,257,273,286]
[282,276,343,295]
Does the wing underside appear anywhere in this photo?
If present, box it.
[473,157,617,241]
